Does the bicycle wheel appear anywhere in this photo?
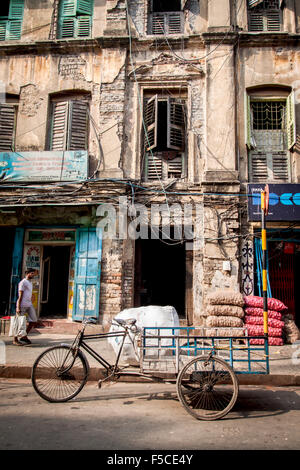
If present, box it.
[176,355,238,421]
[31,345,89,403]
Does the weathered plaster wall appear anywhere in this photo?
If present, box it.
[237,46,300,183]
[0,48,127,177]
[21,0,107,42]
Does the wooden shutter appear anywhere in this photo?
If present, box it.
[168,12,183,34]
[0,104,16,151]
[76,15,91,37]
[266,9,280,31]
[248,0,264,7]
[145,153,162,181]
[58,16,76,37]
[50,100,69,150]
[144,95,158,152]
[8,0,24,19]
[60,0,77,17]
[250,151,289,182]
[77,0,93,15]
[167,98,185,151]
[0,21,7,41]
[286,90,296,150]
[68,100,89,150]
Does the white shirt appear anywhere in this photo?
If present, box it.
[18,278,33,308]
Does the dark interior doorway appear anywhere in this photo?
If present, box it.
[40,245,70,318]
[0,228,15,315]
[134,236,186,318]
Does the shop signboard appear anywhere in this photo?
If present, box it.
[248,184,300,221]
[0,151,88,182]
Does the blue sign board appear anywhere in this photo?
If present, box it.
[248,184,300,221]
[0,151,88,182]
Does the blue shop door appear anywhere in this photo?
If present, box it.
[72,228,102,321]
[9,228,25,315]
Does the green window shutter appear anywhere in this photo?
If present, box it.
[248,0,264,7]
[50,100,69,150]
[8,0,24,20]
[7,20,22,39]
[76,16,91,37]
[68,100,89,150]
[59,16,76,38]
[77,0,93,15]
[144,95,158,152]
[286,90,296,150]
[245,93,252,149]
[60,0,77,17]
[0,21,7,41]
[167,98,185,151]
[0,104,16,151]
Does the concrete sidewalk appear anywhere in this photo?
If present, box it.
[0,330,300,386]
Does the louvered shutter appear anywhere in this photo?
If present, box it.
[77,0,93,15]
[7,20,23,39]
[8,0,24,19]
[250,151,289,182]
[0,104,16,151]
[144,95,158,152]
[286,90,296,150]
[50,100,68,150]
[167,98,185,151]
[168,13,183,34]
[145,153,163,181]
[266,9,280,31]
[60,0,77,17]
[68,100,89,150]
[0,21,7,41]
[58,16,76,37]
[76,15,91,37]
[248,0,264,7]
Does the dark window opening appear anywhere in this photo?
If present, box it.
[0,228,15,315]
[152,0,181,13]
[0,1,9,18]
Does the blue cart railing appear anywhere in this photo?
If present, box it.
[141,326,269,376]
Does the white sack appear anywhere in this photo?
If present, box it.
[108,305,180,363]
[9,315,27,337]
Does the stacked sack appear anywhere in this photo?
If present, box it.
[205,290,245,337]
[243,295,287,346]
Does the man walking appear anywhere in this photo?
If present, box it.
[13,268,38,346]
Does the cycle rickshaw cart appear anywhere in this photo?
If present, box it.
[31,317,270,421]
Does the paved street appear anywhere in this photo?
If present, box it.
[0,378,299,451]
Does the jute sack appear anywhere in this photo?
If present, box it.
[207,304,244,318]
[206,315,244,328]
[205,328,245,337]
[207,290,244,307]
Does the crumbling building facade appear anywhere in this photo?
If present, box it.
[0,0,299,329]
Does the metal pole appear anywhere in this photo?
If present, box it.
[261,190,268,337]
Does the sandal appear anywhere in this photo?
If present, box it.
[12,339,24,346]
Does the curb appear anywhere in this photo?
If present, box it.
[1,365,300,386]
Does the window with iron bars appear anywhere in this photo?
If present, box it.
[147,0,184,35]
[246,93,296,183]
[142,93,187,181]
[248,0,282,32]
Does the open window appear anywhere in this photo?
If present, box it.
[245,87,295,182]
[0,95,18,151]
[142,92,186,181]
[248,0,283,32]
[48,94,90,151]
[0,0,24,41]
[57,0,94,39]
[147,0,184,35]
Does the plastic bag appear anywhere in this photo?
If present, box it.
[9,315,27,338]
[108,305,180,363]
